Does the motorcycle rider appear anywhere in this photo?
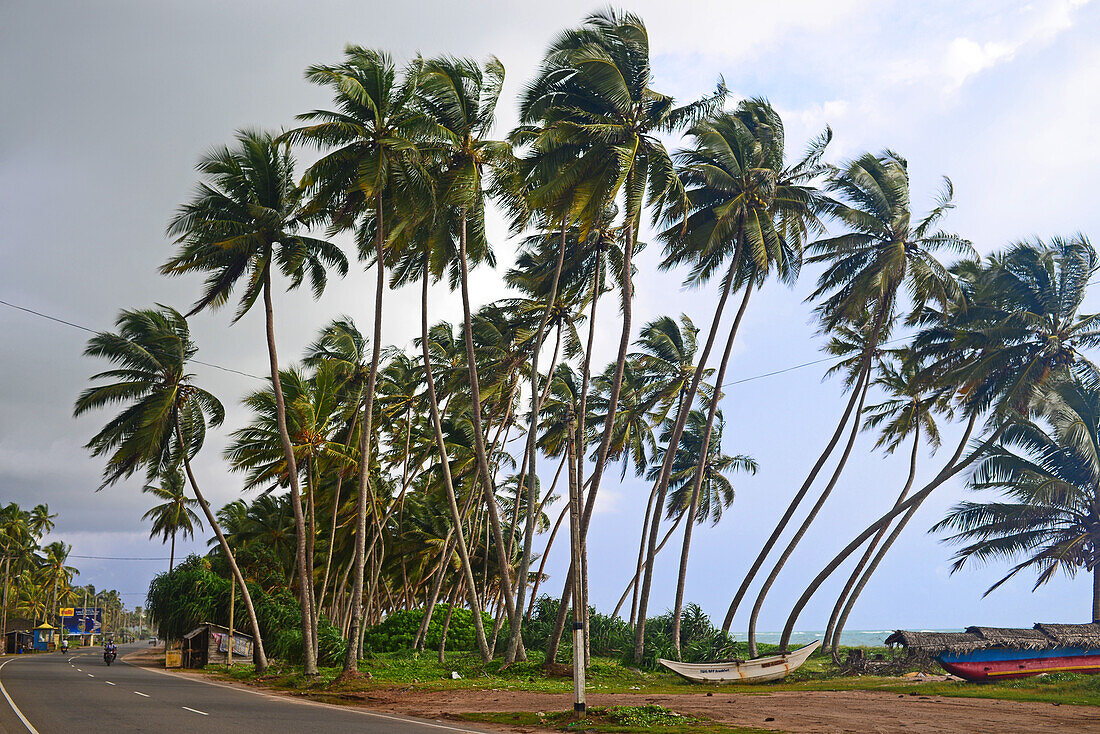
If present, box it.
[60,638,69,653]
[103,638,117,664]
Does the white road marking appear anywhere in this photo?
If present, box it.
[75,668,81,672]
[0,659,43,734]
[87,674,94,678]
[182,706,208,716]
[134,691,150,697]
[106,681,116,686]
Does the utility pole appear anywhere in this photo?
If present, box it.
[228,580,235,667]
[565,410,586,717]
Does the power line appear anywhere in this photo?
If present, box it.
[0,298,265,381]
[69,554,172,561]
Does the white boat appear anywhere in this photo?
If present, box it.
[659,640,821,683]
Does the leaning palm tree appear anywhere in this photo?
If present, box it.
[73,306,267,670]
[935,364,1100,619]
[822,347,945,660]
[142,469,203,572]
[161,130,346,674]
[778,236,1100,651]
[731,151,970,655]
[283,48,428,671]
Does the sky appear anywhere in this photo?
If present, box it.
[2,0,1099,636]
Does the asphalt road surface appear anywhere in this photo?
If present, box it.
[0,644,486,733]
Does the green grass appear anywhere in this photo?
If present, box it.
[459,705,776,733]
[203,648,1100,708]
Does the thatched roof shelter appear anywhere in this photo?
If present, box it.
[887,622,1100,654]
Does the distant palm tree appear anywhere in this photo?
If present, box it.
[142,469,203,572]
[935,364,1100,619]
[28,505,56,540]
[161,131,346,674]
[74,305,267,671]
[41,542,77,627]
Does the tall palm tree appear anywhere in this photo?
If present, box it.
[1,505,31,639]
[731,151,970,655]
[161,131,346,674]
[73,305,268,671]
[647,100,822,658]
[142,469,203,572]
[417,55,527,660]
[523,9,725,667]
[28,505,56,540]
[935,364,1100,619]
[283,48,428,671]
[41,542,77,627]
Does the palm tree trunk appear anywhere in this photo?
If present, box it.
[175,419,268,672]
[723,305,888,639]
[262,269,316,674]
[319,471,344,612]
[414,530,455,651]
[344,195,387,672]
[634,250,742,663]
[456,214,522,660]
[826,428,920,661]
[629,484,660,627]
[528,500,568,620]
[169,532,176,573]
[507,220,567,662]
[672,283,754,657]
[1094,554,1100,623]
[2,554,10,644]
[420,259,491,662]
[748,366,871,656]
[779,412,991,649]
[305,456,319,655]
[565,408,586,712]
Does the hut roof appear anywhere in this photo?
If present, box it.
[888,622,1100,654]
[1035,623,1100,649]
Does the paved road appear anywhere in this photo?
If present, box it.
[0,644,485,733]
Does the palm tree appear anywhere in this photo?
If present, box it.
[41,542,77,627]
[935,364,1100,619]
[73,305,268,671]
[28,505,56,540]
[161,130,346,674]
[1,504,31,639]
[822,347,944,660]
[522,8,725,668]
[142,469,203,572]
[778,236,1099,650]
[731,151,970,655]
[283,48,428,671]
[417,55,528,660]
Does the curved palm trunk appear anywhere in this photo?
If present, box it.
[528,499,568,620]
[344,197,387,672]
[456,213,522,662]
[176,419,268,672]
[507,220,568,662]
[420,263,491,662]
[262,270,316,674]
[779,413,989,650]
[634,250,742,663]
[672,283,754,657]
[628,484,659,626]
[825,429,920,661]
[319,472,344,612]
[747,367,871,656]
[723,305,889,639]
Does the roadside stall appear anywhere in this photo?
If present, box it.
[180,622,253,668]
[32,623,58,651]
[3,629,33,654]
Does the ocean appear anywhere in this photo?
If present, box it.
[754,629,961,648]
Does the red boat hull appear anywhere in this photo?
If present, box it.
[939,651,1100,681]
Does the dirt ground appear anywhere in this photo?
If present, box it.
[123,649,1100,733]
[345,686,1100,733]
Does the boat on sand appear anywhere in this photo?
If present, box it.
[659,640,821,683]
[886,623,1100,682]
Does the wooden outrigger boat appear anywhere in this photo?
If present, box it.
[659,640,821,683]
[886,623,1100,682]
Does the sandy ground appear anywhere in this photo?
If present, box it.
[123,649,1100,733]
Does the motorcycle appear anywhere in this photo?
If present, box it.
[103,649,117,666]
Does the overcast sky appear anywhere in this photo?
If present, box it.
[2,0,1099,635]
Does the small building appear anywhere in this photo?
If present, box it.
[3,629,33,654]
[32,623,57,652]
[179,623,253,668]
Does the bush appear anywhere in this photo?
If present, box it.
[362,605,493,653]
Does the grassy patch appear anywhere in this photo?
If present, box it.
[460,705,775,733]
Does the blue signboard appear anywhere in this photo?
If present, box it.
[64,607,102,635]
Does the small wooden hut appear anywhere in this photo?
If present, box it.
[32,623,57,651]
[179,622,253,668]
[3,629,33,654]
